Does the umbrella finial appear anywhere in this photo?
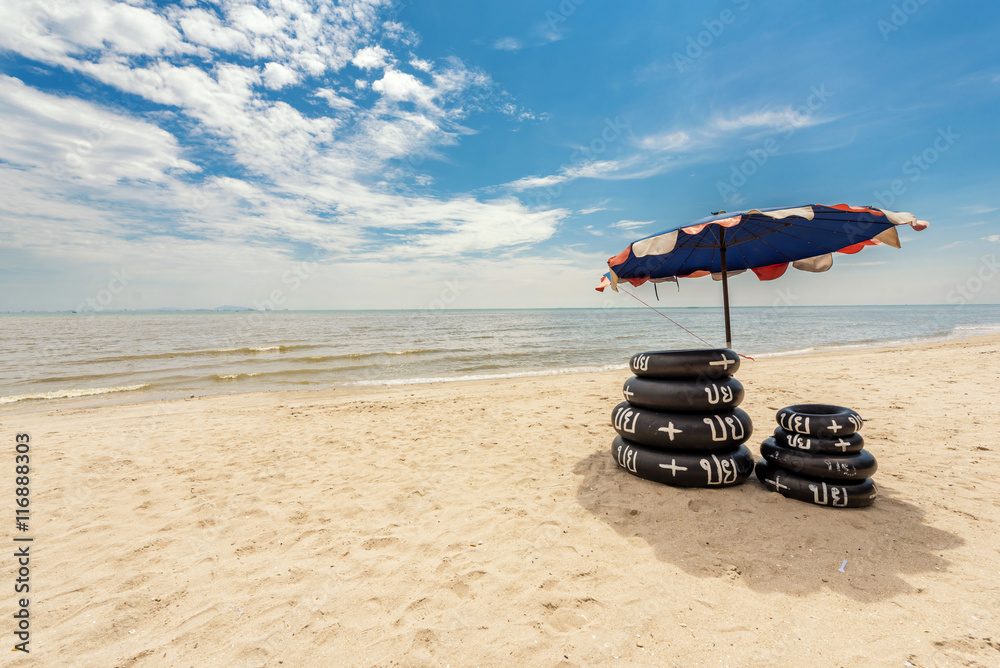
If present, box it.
[711,210,726,215]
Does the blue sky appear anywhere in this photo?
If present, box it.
[1,0,998,311]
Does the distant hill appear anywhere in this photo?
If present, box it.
[213,305,253,311]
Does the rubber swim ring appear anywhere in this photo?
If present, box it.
[629,348,740,380]
[611,401,753,450]
[776,404,862,438]
[772,427,864,454]
[622,376,744,413]
[760,438,877,481]
[611,436,754,488]
[754,459,877,508]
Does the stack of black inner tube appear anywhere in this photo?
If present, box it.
[755,404,878,508]
[611,349,754,488]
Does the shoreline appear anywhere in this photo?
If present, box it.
[4,331,1000,416]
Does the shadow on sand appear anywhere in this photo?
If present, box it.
[574,449,963,601]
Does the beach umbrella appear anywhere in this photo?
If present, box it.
[596,204,929,348]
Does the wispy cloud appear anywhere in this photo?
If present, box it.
[705,108,825,134]
[492,36,522,51]
[959,205,998,215]
[578,200,612,215]
[984,235,1000,243]
[610,220,654,230]
[504,159,641,192]
[490,18,567,51]
[502,102,834,194]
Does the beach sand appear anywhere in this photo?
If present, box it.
[4,335,999,667]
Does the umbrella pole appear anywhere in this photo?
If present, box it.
[720,232,732,350]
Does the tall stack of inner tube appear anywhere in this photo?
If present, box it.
[755,404,878,508]
[611,349,754,488]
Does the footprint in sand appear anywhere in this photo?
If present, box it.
[362,536,401,550]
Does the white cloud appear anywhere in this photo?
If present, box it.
[959,205,998,215]
[372,68,435,105]
[707,108,822,134]
[984,235,1000,243]
[493,36,522,51]
[314,88,356,111]
[505,159,638,192]
[230,4,282,36]
[0,75,197,184]
[638,131,691,152]
[352,45,390,69]
[409,57,433,72]
[578,200,611,215]
[490,20,567,52]
[262,62,298,90]
[610,220,654,230]
[178,8,251,52]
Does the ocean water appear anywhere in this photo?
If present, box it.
[1,305,999,406]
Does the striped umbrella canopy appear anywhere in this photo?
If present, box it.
[596,204,929,348]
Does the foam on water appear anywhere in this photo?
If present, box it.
[349,363,630,387]
[0,384,149,404]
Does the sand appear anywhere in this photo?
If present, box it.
[4,334,999,667]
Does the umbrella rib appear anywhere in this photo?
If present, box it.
[750,233,798,263]
[755,223,854,254]
[735,237,754,271]
[675,234,705,274]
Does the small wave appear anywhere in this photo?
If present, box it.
[750,330,965,358]
[348,363,629,387]
[297,349,442,363]
[214,373,263,381]
[0,384,148,404]
[67,345,307,366]
[952,324,1000,334]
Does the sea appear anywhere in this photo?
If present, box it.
[2,305,999,407]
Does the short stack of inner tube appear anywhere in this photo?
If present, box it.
[611,348,754,488]
[754,404,878,508]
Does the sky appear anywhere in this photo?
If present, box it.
[1,0,999,311]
